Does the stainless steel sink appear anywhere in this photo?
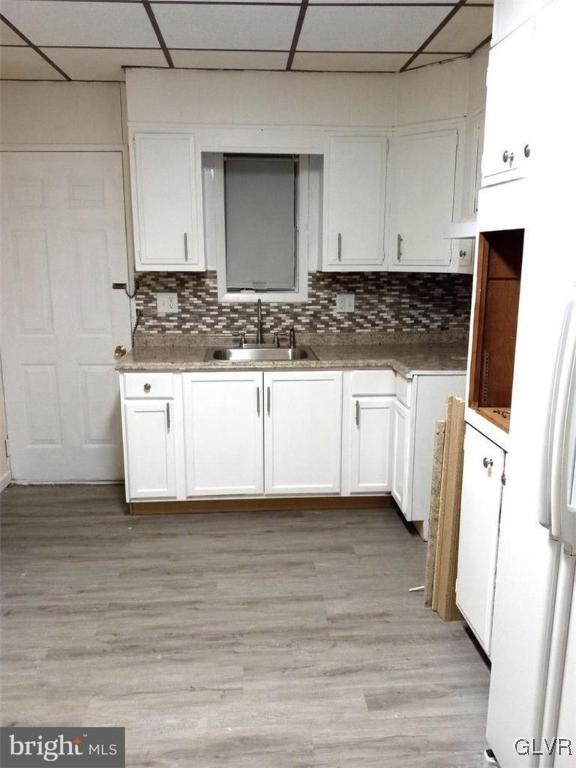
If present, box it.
[205,345,318,362]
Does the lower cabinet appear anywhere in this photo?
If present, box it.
[456,424,506,656]
[391,400,410,508]
[123,399,177,500]
[183,372,263,496]
[348,396,394,494]
[264,371,342,494]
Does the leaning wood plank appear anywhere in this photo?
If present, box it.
[436,396,466,621]
[425,419,446,607]
[432,399,454,612]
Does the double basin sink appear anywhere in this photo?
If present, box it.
[205,345,317,362]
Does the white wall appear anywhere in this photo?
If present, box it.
[0,81,125,145]
[126,52,487,128]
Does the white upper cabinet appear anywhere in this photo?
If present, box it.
[482,21,534,184]
[388,129,458,271]
[131,132,204,271]
[323,137,387,270]
[264,371,342,495]
[183,372,263,497]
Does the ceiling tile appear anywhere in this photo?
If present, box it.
[293,52,409,71]
[43,48,168,81]
[0,19,25,45]
[299,6,450,52]
[153,5,299,50]
[172,50,287,70]
[308,0,457,3]
[0,46,64,79]
[404,52,466,70]
[426,6,493,52]
[0,1,159,47]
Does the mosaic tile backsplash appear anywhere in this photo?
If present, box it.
[136,271,472,338]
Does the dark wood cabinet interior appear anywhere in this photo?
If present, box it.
[469,229,524,432]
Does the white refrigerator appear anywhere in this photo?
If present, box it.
[484,2,576,761]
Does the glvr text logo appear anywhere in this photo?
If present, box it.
[515,738,575,757]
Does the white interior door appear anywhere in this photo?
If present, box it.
[0,152,132,481]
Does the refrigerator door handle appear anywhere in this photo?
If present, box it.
[546,290,576,539]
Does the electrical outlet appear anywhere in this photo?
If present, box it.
[336,293,355,313]
[156,293,178,315]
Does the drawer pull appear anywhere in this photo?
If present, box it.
[144,383,151,392]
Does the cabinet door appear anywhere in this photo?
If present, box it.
[349,397,394,494]
[325,137,387,269]
[132,133,203,270]
[456,426,506,655]
[388,130,458,269]
[183,372,263,496]
[124,400,177,500]
[264,371,342,494]
[482,22,534,183]
[391,400,410,510]
[492,0,549,46]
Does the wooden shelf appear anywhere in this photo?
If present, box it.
[469,229,524,432]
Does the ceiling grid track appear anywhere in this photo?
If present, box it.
[400,0,469,72]
[0,12,72,80]
[142,0,174,67]
[286,0,309,70]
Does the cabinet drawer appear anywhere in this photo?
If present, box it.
[349,370,395,396]
[395,374,411,407]
[124,373,174,399]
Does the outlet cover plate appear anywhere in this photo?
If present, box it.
[336,293,355,313]
[156,292,178,315]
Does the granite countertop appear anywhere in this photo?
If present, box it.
[117,333,468,379]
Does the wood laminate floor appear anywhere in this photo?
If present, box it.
[0,485,490,767]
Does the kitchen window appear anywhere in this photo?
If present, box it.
[202,152,318,303]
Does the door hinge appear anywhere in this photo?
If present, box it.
[501,473,507,486]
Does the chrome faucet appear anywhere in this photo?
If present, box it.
[256,298,264,344]
[289,326,296,349]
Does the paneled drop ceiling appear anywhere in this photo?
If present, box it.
[0,0,493,82]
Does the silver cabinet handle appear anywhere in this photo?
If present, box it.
[355,400,360,428]
[337,233,342,262]
[256,386,261,417]
[166,402,171,432]
[266,386,271,416]
[184,232,189,262]
[483,457,493,469]
[502,150,510,163]
[144,382,151,393]
[524,143,531,158]
[397,234,403,261]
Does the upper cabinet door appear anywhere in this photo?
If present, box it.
[482,22,534,184]
[492,0,549,46]
[264,371,342,495]
[132,133,204,271]
[324,137,387,270]
[388,129,458,271]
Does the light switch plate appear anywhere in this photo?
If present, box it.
[156,292,178,315]
[336,293,355,313]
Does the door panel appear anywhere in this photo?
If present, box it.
[391,400,410,509]
[456,425,506,654]
[133,133,200,268]
[1,152,131,481]
[265,371,342,494]
[350,397,393,494]
[389,130,457,268]
[325,138,386,267]
[183,372,263,496]
[124,400,176,499]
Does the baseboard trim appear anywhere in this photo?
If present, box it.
[0,469,12,493]
[131,494,395,516]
